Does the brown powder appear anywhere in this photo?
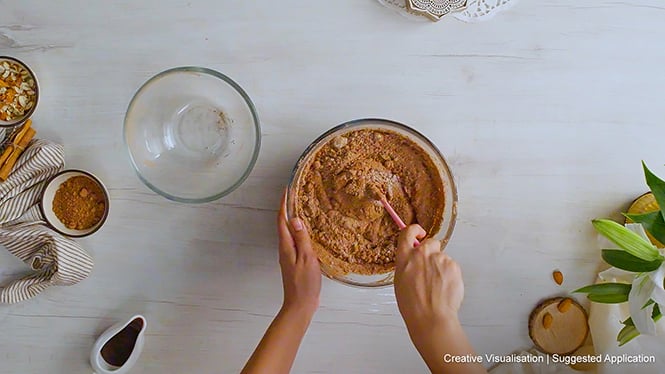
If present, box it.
[52,176,106,230]
[294,129,445,275]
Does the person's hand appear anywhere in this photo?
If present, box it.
[240,192,322,374]
[277,191,321,316]
[394,224,464,333]
[394,225,485,374]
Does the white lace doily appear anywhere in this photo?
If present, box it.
[377,0,517,23]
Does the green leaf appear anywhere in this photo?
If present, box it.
[642,299,656,310]
[588,293,630,303]
[602,249,663,272]
[618,324,640,346]
[574,282,632,295]
[592,219,662,262]
[574,282,632,303]
[624,211,665,245]
[654,304,662,321]
[643,161,665,220]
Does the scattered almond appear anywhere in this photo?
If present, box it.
[553,270,564,285]
[542,313,553,329]
[558,298,573,313]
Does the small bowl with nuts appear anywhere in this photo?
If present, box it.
[40,170,110,237]
[0,56,38,128]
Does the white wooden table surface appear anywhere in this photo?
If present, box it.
[1,1,664,373]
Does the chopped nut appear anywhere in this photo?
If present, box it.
[0,60,36,121]
[332,136,348,149]
[558,298,573,313]
[553,270,564,285]
[79,188,89,198]
[542,313,553,329]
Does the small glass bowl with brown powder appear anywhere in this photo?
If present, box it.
[40,170,110,237]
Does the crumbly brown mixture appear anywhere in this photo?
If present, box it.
[52,176,106,230]
[295,129,445,275]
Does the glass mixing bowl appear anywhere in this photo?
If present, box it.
[287,118,458,288]
[124,67,260,203]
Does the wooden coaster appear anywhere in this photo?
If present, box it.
[528,297,589,355]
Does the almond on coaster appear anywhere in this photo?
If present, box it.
[558,298,573,313]
[542,313,553,329]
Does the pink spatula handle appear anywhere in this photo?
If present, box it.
[380,197,420,247]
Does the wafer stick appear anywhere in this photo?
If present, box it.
[0,127,36,180]
[0,119,32,166]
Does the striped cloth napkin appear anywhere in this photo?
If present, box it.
[0,138,93,304]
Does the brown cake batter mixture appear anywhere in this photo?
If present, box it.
[295,129,445,275]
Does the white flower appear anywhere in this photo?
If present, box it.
[630,273,658,335]
[599,223,665,336]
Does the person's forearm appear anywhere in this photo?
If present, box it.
[408,316,487,374]
[241,306,314,374]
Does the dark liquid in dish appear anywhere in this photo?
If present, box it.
[101,318,144,367]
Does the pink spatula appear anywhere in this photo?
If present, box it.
[379,196,420,247]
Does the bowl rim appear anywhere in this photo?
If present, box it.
[39,169,110,238]
[0,56,39,128]
[123,66,262,204]
[286,118,459,288]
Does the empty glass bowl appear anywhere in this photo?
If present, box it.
[124,67,260,203]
